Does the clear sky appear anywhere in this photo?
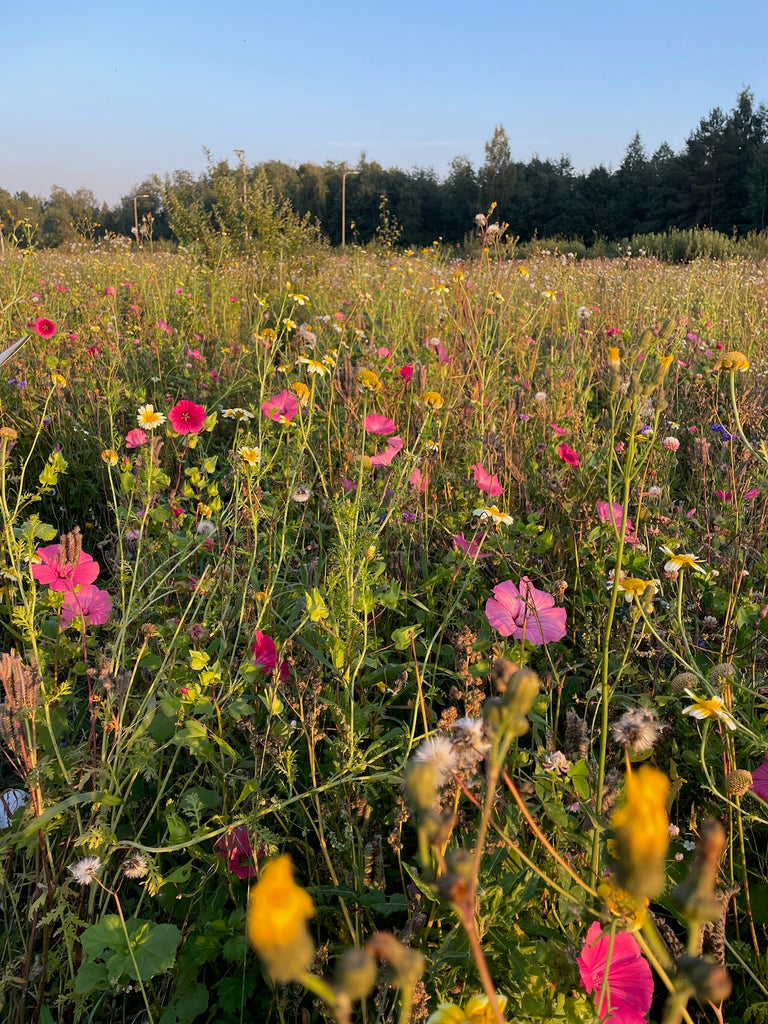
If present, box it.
[3,0,768,204]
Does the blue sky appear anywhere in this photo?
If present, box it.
[2,0,768,204]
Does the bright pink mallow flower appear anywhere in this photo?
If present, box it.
[32,545,99,593]
[370,435,404,466]
[125,428,148,448]
[751,758,768,802]
[577,922,653,1024]
[365,414,397,435]
[471,463,504,498]
[262,389,299,423]
[214,826,260,879]
[32,317,57,339]
[453,533,492,559]
[60,585,113,628]
[485,576,567,645]
[596,502,638,544]
[252,630,289,680]
[557,443,581,468]
[168,400,206,434]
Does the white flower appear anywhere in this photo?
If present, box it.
[196,520,216,537]
[472,505,513,525]
[68,856,102,886]
[292,486,313,503]
[411,736,458,787]
[534,391,548,403]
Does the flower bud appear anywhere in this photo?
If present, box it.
[678,955,732,1003]
[725,769,753,797]
[501,668,540,716]
[335,947,378,1002]
[403,760,438,813]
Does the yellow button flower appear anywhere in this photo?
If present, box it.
[714,350,749,372]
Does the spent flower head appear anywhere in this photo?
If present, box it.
[68,856,102,886]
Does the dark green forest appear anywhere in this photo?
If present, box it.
[3,89,768,252]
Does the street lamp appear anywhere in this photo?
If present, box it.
[341,170,359,247]
[133,194,150,247]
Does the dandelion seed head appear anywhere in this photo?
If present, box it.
[611,708,665,752]
[412,736,458,788]
[68,856,101,886]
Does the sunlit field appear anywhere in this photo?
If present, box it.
[2,237,768,1024]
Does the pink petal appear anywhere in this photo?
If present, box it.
[370,435,404,466]
[365,414,397,435]
[471,463,504,498]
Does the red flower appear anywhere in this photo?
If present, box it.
[557,442,580,468]
[215,825,260,879]
[32,544,99,593]
[252,630,289,680]
[32,317,56,339]
[168,400,206,435]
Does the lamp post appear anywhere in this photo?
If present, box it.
[341,170,358,247]
[133,194,150,247]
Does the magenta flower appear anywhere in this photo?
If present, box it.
[596,502,638,544]
[471,463,503,498]
[104,286,117,296]
[168,400,206,435]
[215,826,259,879]
[262,389,299,424]
[365,413,397,435]
[125,428,148,449]
[370,435,404,466]
[751,758,768,802]
[400,364,414,381]
[557,442,580,468]
[157,319,172,334]
[60,585,113,628]
[485,576,567,645]
[252,630,289,680]
[32,317,56,339]
[550,424,568,436]
[453,533,492,559]
[577,922,653,1024]
[32,544,99,593]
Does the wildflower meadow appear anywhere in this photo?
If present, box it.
[1,225,768,1024]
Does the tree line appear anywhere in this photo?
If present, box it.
[2,89,768,252]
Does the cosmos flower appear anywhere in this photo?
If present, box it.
[577,922,653,1024]
[485,577,567,645]
[168,400,206,435]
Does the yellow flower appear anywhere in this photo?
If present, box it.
[246,855,315,981]
[597,875,648,930]
[260,327,277,342]
[607,346,621,372]
[290,293,310,305]
[357,369,382,393]
[517,265,529,276]
[542,289,557,301]
[473,505,513,525]
[297,357,328,376]
[100,449,119,466]
[427,994,508,1024]
[51,373,67,388]
[682,689,737,731]
[420,390,444,410]
[615,576,653,603]
[292,381,311,406]
[238,446,261,466]
[282,318,297,330]
[661,546,706,574]
[611,765,670,899]
[137,404,166,430]
[714,350,749,372]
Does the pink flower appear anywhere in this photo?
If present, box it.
[596,502,638,544]
[215,826,259,879]
[471,463,503,498]
[187,348,203,360]
[410,468,428,491]
[104,286,116,296]
[377,346,391,357]
[252,630,289,680]
[743,488,760,500]
[365,414,397,435]
[453,533,491,559]
[340,477,356,492]
[577,922,653,1024]
[751,758,768,802]
[60,585,113,628]
[370,435,404,467]
[485,577,567,645]
[557,443,580,468]
[125,428,148,448]
[168,400,206,435]
[400,364,414,381]
[157,319,172,334]
[32,317,56,339]
[550,424,568,436]
[262,389,299,424]
[32,544,99,593]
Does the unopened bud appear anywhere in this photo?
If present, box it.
[725,769,753,797]
[709,663,738,686]
[491,657,518,694]
[670,671,699,694]
[335,947,378,1002]
[678,955,732,1003]
[404,760,437,813]
[366,932,425,989]
[501,668,540,716]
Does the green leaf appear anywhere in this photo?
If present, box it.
[172,719,212,756]
[159,983,209,1024]
[305,587,329,622]
[391,624,422,650]
[74,959,110,994]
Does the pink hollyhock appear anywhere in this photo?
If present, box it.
[596,502,638,545]
[125,428,148,448]
[577,921,653,1024]
[60,585,113,628]
[32,544,99,593]
[252,630,289,680]
[751,758,768,802]
[365,414,397,435]
[168,400,206,435]
[215,825,259,879]
[410,468,428,491]
[370,435,404,467]
[453,533,492,559]
[485,576,567,645]
[471,463,503,498]
[262,389,299,423]
[32,317,56,339]
[557,443,580,468]
[340,477,356,491]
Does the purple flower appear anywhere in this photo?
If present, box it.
[215,826,259,879]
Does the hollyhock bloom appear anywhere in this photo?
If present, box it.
[557,443,580,468]
[577,922,653,1024]
[453,533,492,559]
[471,463,504,498]
[370,435,404,466]
[262,389,299,424]
[252,630,289,680]
[486,576,567,645]
[365,414,397,435]
[60,585,113,628]
[32,544,99,592]
[751,758,768,802]
[596,502,638,544]
[32,317,56,339]
[125,428,148,448]
[215,825,259,879]
[168,400,206,435]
